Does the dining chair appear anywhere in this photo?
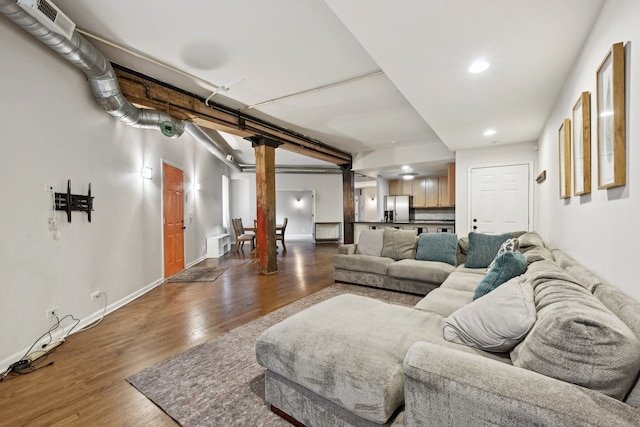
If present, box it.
[275,217,288,252]
[232,218,255,253]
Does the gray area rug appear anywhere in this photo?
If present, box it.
[167,266,227,283]
[126,283,422,426]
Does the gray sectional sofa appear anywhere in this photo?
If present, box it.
[333,228,461,295]
[256,231,640,426]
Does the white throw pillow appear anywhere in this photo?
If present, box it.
[487,237,520,271]
[443,277,536,352]
[355,229,385,256]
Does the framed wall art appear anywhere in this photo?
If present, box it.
[596,42,626,189]
[559,118,571,199]
[572,91,591,195]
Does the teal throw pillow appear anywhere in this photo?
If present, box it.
[473,251,527,300]
[465,232,514,268]
[415,233,458,266]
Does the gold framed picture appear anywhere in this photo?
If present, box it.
[559,118,571,199]
[596,42,626,189]
[572,91,591,195]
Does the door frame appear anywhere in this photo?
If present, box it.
[467,161,534,233]
[161,159,186,277]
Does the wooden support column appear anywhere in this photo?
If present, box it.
[342,164,355,244]
[250,137,281,274]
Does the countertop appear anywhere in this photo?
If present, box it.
[354,219,455,224]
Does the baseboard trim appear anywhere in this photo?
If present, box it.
[0,277,165,374]
[186,256,206,269]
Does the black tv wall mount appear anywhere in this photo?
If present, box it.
[54,179,94,223]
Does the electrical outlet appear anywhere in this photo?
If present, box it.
[46,307,58,319]
[90,291,102,301]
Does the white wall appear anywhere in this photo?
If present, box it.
[230,172,344,231]
[276,189,314,238]
[362,187,379,221]
[455,141,539,236]
[536,0,640,301]
[0,19,230,368]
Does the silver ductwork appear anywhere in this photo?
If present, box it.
[239,165,342,174]
[0,0,184,137]
[183,122,240,171]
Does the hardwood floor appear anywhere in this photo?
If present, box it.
[0,241,339,426]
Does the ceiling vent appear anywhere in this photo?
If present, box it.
[17,0,76,40]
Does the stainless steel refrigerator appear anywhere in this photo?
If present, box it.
[384,195,410,222]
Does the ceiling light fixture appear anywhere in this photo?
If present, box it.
[400,173,417,180]
[469,60,490,74]
[483,129,496,136]
[402,165,411,171]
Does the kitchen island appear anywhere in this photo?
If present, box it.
[353,220,455,243]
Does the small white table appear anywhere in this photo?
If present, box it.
[206,234,231,258]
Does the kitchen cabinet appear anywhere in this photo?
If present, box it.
[390,162,456,207]
[438,176,449,207]
[389,179,401,196]
[425,176,439,207]
[438,162,456,207]
[389,179,412,196]
[412,178,426,207]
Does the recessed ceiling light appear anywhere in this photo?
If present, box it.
[400,173,417,180]
[483,129,496,136]
[402,165,411,171]
[469,60,490,74]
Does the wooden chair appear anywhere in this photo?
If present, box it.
[232,218,255,253]
[275,217,288,252]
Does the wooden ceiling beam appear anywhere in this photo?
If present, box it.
[113,65,351,166]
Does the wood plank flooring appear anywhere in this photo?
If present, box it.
[0,241,339,426]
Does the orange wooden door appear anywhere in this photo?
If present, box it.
[163,163,185,277]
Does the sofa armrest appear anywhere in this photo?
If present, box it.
[337,244,356,255]
[403,342,640,427]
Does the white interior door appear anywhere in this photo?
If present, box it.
[470,164,531,234]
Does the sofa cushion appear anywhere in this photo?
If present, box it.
[441,270,485,292]
[414,288,473,317]
[381,229,418,260]
[465,232,513,268]
[387,259,454,285]
[255,294,502,424]
[257,294,512,424]
[552,248,609,293]
[473,251,528,300]
[444,277,536,352]
[487,237,519,270]
[517,231,545,251]
[511,269,640,401]
[337,244,356,255]
[333,254,394,275]
[355,229,385,256]
[416,233,458,266]
[523,246,554,264]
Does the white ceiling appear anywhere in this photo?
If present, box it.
[49,0,604,179]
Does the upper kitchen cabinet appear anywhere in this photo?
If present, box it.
[390,179,412,196]
[392,162,456,208]
[443,162,456,207]
[412,178,426,207]
[389,179,401,196]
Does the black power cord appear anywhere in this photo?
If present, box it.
[2,295,107,381]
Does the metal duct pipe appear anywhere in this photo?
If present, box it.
[240,166,342,174]
[0,0,184,137]
[183,122,241,171]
